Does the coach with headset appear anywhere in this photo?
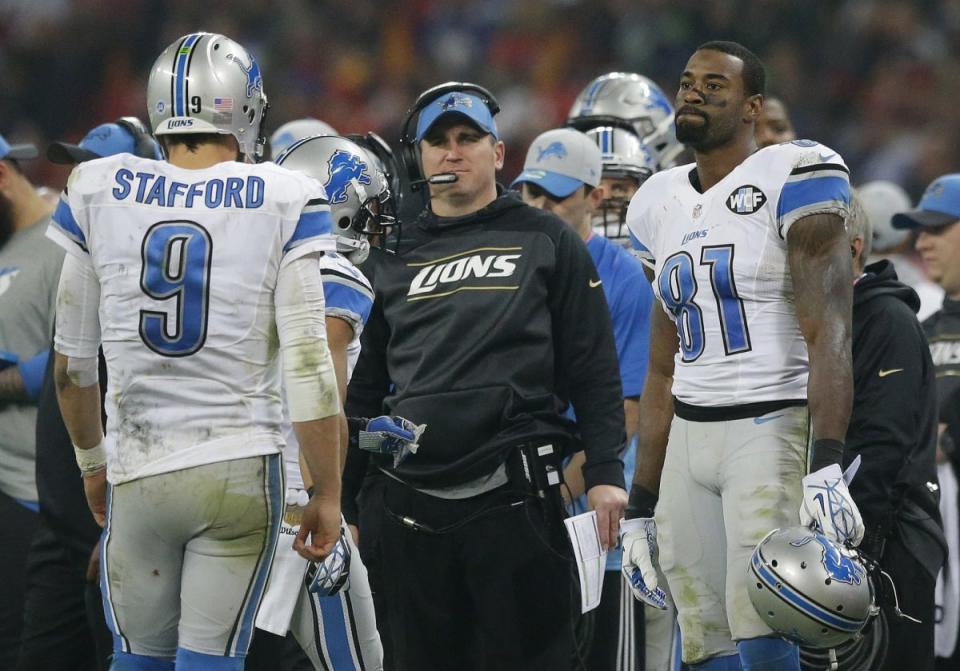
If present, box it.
[345,82,628,669]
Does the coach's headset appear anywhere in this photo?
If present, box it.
[398,81,500,192]
[115,116,162,159]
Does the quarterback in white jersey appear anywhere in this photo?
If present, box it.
[49,33,344,670]
[619,42,862,670]
[49,155,335,482]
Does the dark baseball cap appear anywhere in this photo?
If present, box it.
[0,134,39,161]
[892,174,960,230]
[47,122,154,165]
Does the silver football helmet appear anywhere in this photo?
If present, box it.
[568,72,682,169]
[275,135,397,265]
[269,118,337,160]
[585,126,658,242]
[147,32,268,160]
[749,526,877,649]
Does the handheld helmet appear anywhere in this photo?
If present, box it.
[567,72,682,169]
[584,126,658,243]
[276,135,397,265]
[270,118,337,160]
[748,526,877,649]
[147,32,268,160]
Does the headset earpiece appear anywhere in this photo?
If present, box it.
[398,81,500,191]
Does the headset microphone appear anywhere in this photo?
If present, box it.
[409,173,459,187]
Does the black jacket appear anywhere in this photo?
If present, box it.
[924,294,960,461]
[847,260,944,576]
[346,192,626,490]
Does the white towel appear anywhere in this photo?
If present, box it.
[255,501,310,635]
[936,463,959,658]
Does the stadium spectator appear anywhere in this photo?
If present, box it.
[346,82,627,669]
[891,174,960,667]
[844,193,944,670]
[0,133,58,669]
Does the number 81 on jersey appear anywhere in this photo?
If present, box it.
[658,244,752,362]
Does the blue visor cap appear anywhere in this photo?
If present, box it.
[0,134,38,161]
[415,92,498,142]
[47,123,147,165]
[511,169,586,199]
[892,173,960,229]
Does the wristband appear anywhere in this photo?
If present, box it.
[346,416,369,450]
[74,439,107,474]
[625,484,658,519]
[810,438,844,472]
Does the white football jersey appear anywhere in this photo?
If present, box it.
[282,252,373,490]
[48,154,336,483]
[626,140,850,407]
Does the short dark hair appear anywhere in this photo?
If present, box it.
[161,133,237,154]
[696,40,766,97]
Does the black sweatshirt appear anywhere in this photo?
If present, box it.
[345,192,626,491]
[924,294,960,461]
[847,260,944,576]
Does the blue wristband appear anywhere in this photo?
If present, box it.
[17,350,49,400]
[0,350,19,370]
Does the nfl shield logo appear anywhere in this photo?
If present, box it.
[693,204,702,219]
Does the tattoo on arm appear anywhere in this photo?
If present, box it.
[787,212,853,443]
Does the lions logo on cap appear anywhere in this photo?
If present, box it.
[324,150,371,205]
[439,93,474,111]
[537,142,567,162]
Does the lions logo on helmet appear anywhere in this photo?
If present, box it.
[790,534,865,586]
[325,150,372,205]
[225,52,263,99]
[748,526,876,649]
[276,135,398,266]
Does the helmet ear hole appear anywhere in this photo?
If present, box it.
[338,216,352,232]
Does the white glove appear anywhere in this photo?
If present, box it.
[799,461,864,546]
[305,529,351,596]
[619,517,667,609]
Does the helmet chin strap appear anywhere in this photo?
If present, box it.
[336,237,370,265]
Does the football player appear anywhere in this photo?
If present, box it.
[568,73,680,251]
[254,134,409,671]
[270,118,338,160]
[621,41,861,670]
[754,97,796,148]
[48,32,342,669]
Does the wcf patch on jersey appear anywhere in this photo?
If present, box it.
[726,185,766,215]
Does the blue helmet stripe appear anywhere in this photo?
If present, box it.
[751,553,863,633]
[174,33,203,116]
[582,78,605,113]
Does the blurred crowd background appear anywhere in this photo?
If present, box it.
[2,0,960,196]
